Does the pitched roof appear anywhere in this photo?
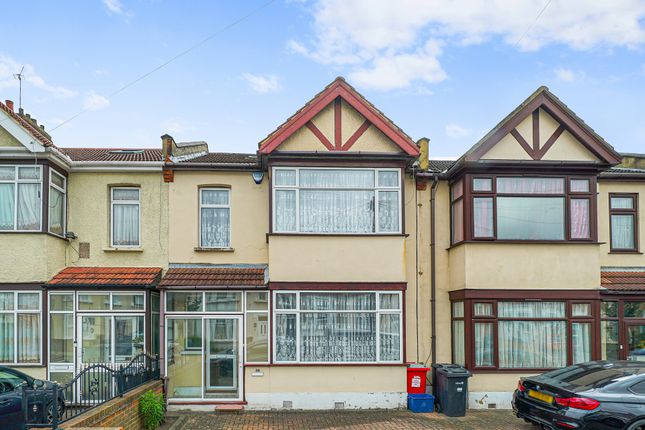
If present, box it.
[159,267,266,288]
[600,166,645,179]
[0,100,55,147]
[173,152,258,167]
[459,86,621,167]
[428,159,457,173]
[601,270,645,293]
[47,267,162,287]
[258,77,419,156]
[60,148,163,162]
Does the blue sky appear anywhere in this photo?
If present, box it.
[1,0,645,157]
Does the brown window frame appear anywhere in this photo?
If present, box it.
[452,298,600,372]
[450,179,465,245]
[609,193,639,253]
[460,174,597,243]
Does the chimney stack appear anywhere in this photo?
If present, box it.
[417,137,429,171]
[5,100,14,112]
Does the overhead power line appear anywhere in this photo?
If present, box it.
[48,0,277,133]
[512,0,553,50]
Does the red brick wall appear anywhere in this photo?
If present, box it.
[60,380,164,430]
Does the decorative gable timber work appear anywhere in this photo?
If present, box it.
[259,77,419,156]
[465,86,622,165]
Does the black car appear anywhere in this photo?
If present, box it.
[513,361,645,430]
[0,366,65,430]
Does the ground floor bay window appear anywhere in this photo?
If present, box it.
[273,291,403,364]
[450,293,595,371]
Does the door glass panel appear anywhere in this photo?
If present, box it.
[628,325,645,361]
[114,316,144,362]
[50,314,74,363]
[81,316,111,363]
[601,321,619,360]
[205,318,240,399]
[166,319,203,399]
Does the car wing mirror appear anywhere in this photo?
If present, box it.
[33,380,45,388]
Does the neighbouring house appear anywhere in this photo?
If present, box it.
[0,78,644,411]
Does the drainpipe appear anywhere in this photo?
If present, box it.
[430,173,439,366]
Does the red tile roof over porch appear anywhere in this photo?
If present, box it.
[48,267,162,287]
[601,270,645,292]
[159,267,266,288]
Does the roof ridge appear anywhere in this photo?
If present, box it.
[0,100,55,148]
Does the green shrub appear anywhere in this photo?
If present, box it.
[139,389,165,430]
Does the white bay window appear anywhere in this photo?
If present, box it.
[0,291,41,364]
[49,170,66,236]
[273,291,402,363]
[273,168,401,234]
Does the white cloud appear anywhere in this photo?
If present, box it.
[242,73,282,94]
[0,54,76,99]
[290,0,645,90]
[83,91,110,111]
[93,68,110,77]
[445,123,471,138]
[101,0,133,21]
[554,67,576,82]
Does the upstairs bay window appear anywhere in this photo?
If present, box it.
[272,168,401,234]
[0,165,42,231]
[49,170,66,236]
[451,175,596,244]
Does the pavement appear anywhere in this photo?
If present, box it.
[166,410,535,430]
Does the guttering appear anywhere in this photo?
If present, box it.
[69,161,164,172]
[429,172,439,366]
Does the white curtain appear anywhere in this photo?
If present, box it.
[301,293,375,310]
[275,314,297,361]
[498,321,566,368]
[17,314,40,363]
[496,177,564,194]
[299,169,374,188]
[473,197,493,237]
[17,183,40,230]
[572,323,591,364]
[0,314,14,362]
[498,301,564,318]
[474,322,494,366]
[113,204,139,246]
[611,215,635,249]
[570,199,590,239]
[300,312,376,362]
[0,183,14,230]
[453,321,465,366]
[201,207,230,247]
[49,186,65,235]
[299,190,374,233]
[378,191,398,232]
[274,190,296,232]
[380,314,401,361]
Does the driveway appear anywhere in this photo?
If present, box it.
[166,410,534,429]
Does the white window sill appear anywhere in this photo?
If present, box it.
[194,247,234,252]
[103,247,144,252]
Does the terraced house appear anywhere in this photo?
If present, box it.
[1,78,644,411]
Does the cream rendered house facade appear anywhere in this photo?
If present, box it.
[1,79,645,411]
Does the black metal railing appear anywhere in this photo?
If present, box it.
[23,352,160,430]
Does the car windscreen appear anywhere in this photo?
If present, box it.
[0,370,26,390]
[538,364,645,391]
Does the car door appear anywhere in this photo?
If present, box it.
[0,372,25,430]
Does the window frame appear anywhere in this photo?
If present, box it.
[198,187,231,249]
[609,193,639,253]
[48,169,67,237]
[0,291,43,365]
[0,164,43,232]
[272,290,403,364]
[457,174,597,244]
[110,186,141,248]
[452,298,598,372]
[271,167,403,235]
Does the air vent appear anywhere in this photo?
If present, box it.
[334,401,345,410]
[79,242,90,259]
[282,400,293,409]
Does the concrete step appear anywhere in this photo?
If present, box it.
[215,404,244,414]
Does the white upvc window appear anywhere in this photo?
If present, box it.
[0,291,42,365]
[272,290,403,364]
[0,165,42,231]
[111,187,140,247]
[199,188,231,248]
[272,167,401,234]
[49,170,66,236]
